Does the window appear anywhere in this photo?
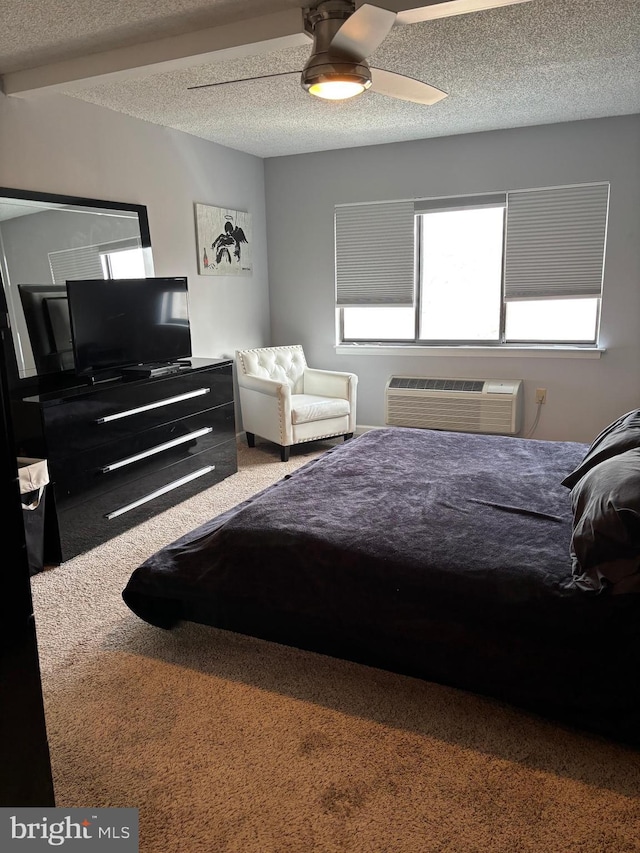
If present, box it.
[100,245,146,279]
[336,183,609,348]
[49,238,145,284]
[419,203,504,342]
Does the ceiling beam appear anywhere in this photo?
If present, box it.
[2,8,311,97]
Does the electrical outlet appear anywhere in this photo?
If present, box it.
[535,388,547,404]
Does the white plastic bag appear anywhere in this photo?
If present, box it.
[17,457,49,510]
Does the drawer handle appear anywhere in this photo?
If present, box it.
[101,427,213,473]
[96,387,210,424]
[105,465,215,520]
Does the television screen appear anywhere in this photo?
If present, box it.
[18,284,75,375]
[66,277,191,376]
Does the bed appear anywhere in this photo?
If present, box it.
[123,417,640,747]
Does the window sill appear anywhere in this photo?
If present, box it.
[335,344,605,359]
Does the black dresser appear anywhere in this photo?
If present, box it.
[12,358,237,563]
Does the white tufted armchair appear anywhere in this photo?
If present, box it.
[235,345,358,461]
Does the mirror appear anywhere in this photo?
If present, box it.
[0,187,153,382]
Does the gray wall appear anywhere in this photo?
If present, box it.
[264,115,640,443]
[1,91,638,443]
[0,91,271,363]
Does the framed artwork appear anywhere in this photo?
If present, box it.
[195,203,253,276]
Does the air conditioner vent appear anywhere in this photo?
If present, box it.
[385,377,523,435]
[388,377,484,393]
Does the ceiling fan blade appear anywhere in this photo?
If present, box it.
[394,0,532,26]
[187,71,300,91]
[370,67,447,104]
[330,4,397,62]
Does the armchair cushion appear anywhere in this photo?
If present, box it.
[291,394,350,425]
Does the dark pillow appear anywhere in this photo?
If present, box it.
[569,448,640,595]
[562,409,640,489]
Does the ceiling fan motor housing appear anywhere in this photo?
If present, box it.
[301,0,372,92]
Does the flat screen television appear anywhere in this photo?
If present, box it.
[66,277,191,378]
[18,284,75,375]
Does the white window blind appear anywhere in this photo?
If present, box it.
[414,193,506,214]
[504,183,609,301]
[97,237,141,253]
[49,245,104,285]
[335,201,415,306]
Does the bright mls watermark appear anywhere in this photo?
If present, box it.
[0,808,138,850]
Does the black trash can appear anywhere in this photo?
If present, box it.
[18,458,49,577]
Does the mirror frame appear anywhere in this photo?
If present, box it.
[0,186,152,396]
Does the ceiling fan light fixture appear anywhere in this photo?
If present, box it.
[301,58,373,102]
[307,75,372,100]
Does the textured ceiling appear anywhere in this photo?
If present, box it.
[0,0,302,74]
[1,0,639,158]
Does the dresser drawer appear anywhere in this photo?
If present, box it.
[55,439,238,562]
[51,403,235,509]
[41,365,233,457]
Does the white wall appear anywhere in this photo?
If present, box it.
[0,91,271,361]
[264,115,640,443]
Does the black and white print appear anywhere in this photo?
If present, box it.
[195,203,253,276]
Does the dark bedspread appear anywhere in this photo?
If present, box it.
[123,428,640,745]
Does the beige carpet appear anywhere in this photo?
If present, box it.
[31,437,640,853]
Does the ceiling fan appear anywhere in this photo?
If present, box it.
[189,0,532,104]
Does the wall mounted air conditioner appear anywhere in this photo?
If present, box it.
[385,377,523,436]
